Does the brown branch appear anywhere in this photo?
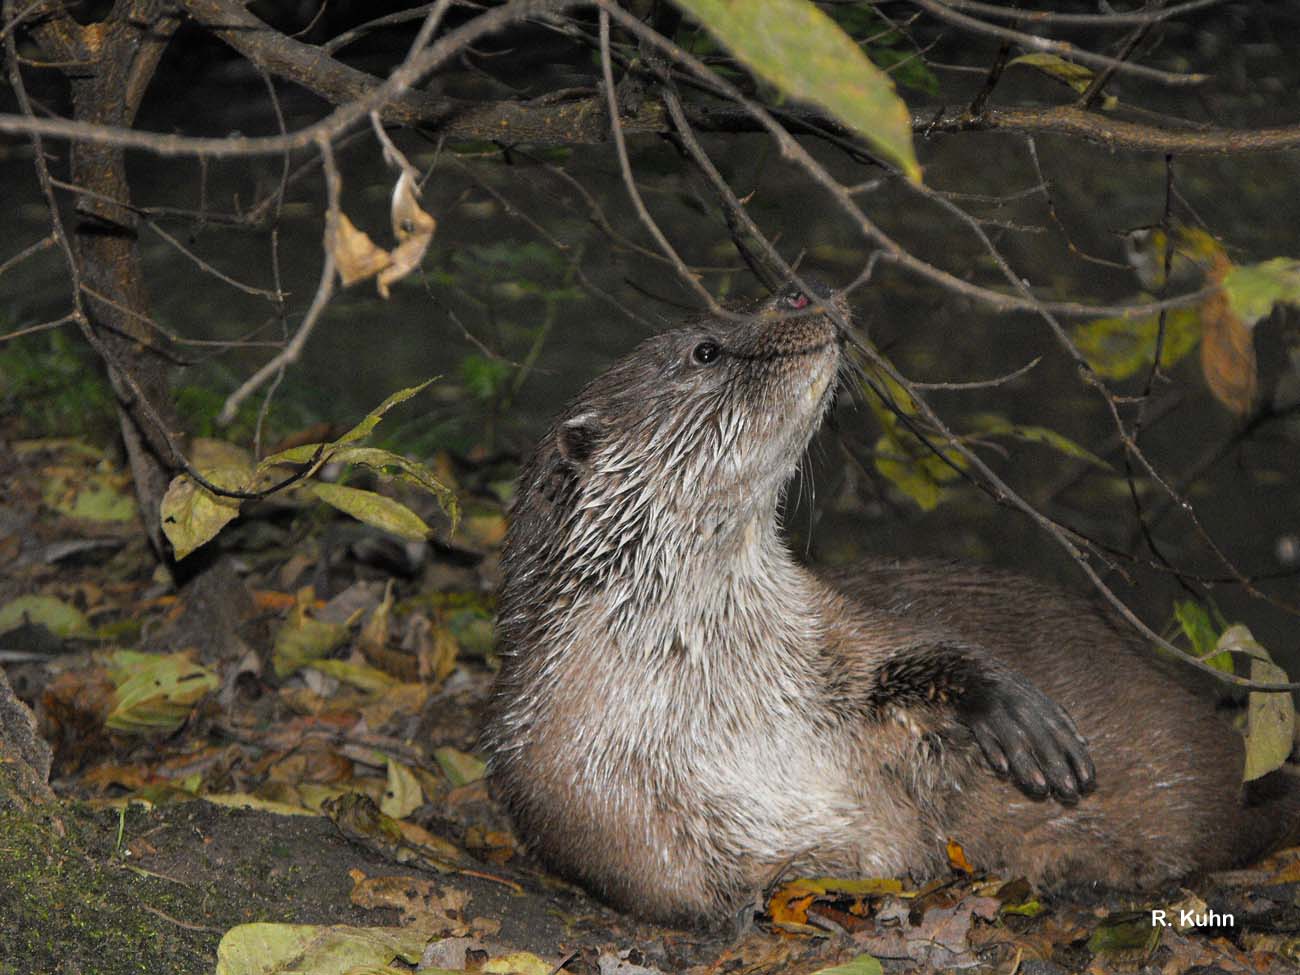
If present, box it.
[0,0,582,157]
[6,60,1300,159]
[909,0,1209,86]
[939,0,1225,27]
[932,105,1300,154]
[179,0,449,127]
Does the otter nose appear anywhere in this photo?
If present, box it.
[775,278,834,311]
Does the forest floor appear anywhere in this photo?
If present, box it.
[2,423,1300,975]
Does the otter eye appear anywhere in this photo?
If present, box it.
[691,341,721,366]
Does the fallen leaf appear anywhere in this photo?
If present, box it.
[433,746,486,787]
[946,838,975,874]
[272,587,352,679]
[105,650,219,735]
[380,758,423,820]
[0,594,91,637]
[809,955,884,975]
[213,922,427,975]
[41,466,136,523]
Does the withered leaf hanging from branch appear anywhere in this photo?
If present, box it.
[325,170,437,297]
[379,170,438,299]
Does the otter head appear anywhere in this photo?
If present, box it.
[503,283,847,635]
[556,282,843,508]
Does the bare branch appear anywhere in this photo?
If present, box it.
[939,0,1225,28]
[217,137,340,425]
[909,0,1209,86]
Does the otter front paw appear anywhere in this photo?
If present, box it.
[961,670,1095,802]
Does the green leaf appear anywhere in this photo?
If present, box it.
[810,955,885,975]
[868,46,940,96]
[214,923,427,975]
[1007,53,1116,108]
[105,650,219,734]
[1222,257,1300,326]
[337,379,436,447]
[1218,625,1296,782]
[309,483,431,541]
[1072,306,1202,380]
[267,446,459,535]
[0,594,91,637]
[1087,915,1161,954]
[873,434,961,510]
[41,470,137,522]
[272,605,351,679]
[257,380,457,533]
[672,0,920,181]
[460,353,513,401]
[1172,600,1232,672]
[433,746,486,787]
[968,414,1111,469]
[861,369,964,511]
[160,474,243,561]
[310,658,399,693]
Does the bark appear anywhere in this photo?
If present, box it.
[0,669,53,810]
[31,0,183,559]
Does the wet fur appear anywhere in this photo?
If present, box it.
[483,292,1299,926]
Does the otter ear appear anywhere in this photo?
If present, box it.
[557,412,603,465]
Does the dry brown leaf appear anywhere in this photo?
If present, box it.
[358,681,433,730]
[946,838,975,874]
[463,825,516,865]
[357,580,395,664]
[265,739,354,785]
[348,869,471,933]
[376,172,436,299]
[1202,261,1259,416]
[328,212,392,287]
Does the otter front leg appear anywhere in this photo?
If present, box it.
[868,645,1096,802]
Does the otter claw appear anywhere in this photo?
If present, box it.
[962,671,1095,803]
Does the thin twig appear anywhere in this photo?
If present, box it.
[597,8,724,315]
[217,137,340,425]
[0,234,55,278]
[939,0,1224,28]
[910,0,1209,86]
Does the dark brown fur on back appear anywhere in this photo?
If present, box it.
[483,287,1299,926]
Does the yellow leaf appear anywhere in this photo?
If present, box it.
[105,650,219,735]
[947,838,975,874]
[674,0,920,182]
[380,758,424,820]
[310,482,431,541]
[1218,625,1296,782]
[272,587,350,679]
[433,746,486,787]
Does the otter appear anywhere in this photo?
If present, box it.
[483,284,1298,927]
